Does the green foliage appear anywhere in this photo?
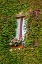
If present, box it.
[0,0,17,63]
[0,0,42,64]
[25,12,42,45]
[25,0,42,45]
[0,46,41,64]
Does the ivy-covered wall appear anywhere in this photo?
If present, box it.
[25,11,42,45]
[0,0,42,64]
[0,1,17,50]
[24,0,42,46]
[0,0,18,63]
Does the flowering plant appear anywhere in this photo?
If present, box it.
[9,37,23,46]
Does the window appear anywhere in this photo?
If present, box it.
[16,17,26,40]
